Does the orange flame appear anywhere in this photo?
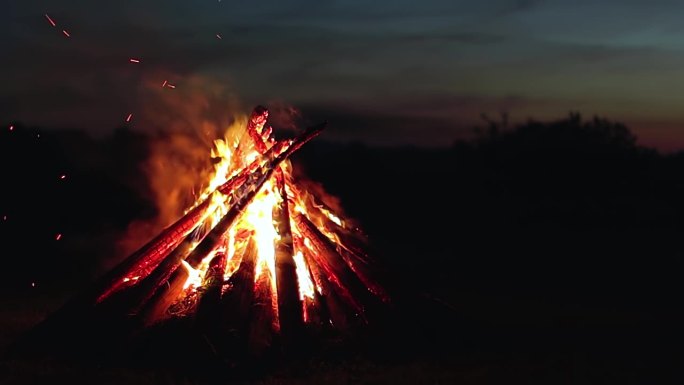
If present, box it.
[119,107,387,327]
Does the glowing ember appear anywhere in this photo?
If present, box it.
[44,14,56,27]
[60,174,66,180]
[8,125,13,131]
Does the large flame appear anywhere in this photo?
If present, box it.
[110,107,386,329]
[175,113,347,311]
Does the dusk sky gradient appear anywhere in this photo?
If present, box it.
[5,1,684,150]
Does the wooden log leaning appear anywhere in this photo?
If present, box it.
[274,170,305,349]
[302,246,355,332]
[96,197,215,304]
[293,213,378,320]
[291,235,330,330]
[138,266,190,327]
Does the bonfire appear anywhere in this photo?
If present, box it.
[14,106,389,360]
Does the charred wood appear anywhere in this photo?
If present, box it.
[195,251,228,335]
[274,171,305,348]
[293,213,377,318]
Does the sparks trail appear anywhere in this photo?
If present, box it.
[44,14,56,27]
[43,14,70,37]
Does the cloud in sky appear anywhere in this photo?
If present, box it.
[5,1,684,148]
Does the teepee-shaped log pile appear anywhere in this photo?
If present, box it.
[17,106,389,360]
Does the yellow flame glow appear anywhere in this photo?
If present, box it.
[223,226,240,281]
[316,204,343,227]
[181,260,202,290]
[243,180,280,290]
[292,251,315,300]
[165,112,361,324]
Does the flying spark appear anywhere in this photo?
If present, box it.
[9,125,13,131]
[60,174,66,180]
[62,30,70,38]
[126,113,133,122]
[129,58,140,63]
[31,282,36,288]
[55,233,62,241]
[162,80,168,88]
[166,83,176,89]
[216,33,222,40]
[44,14,56,27]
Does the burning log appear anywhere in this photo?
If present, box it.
[300,243,354,332]
[194,251,228,334]
[125,186,256,315]
[118,122,327,315]
[274,172,305,348]
[331,231,374,266]
[294,194,390,303]
[121,231,200,315]
[335,247,390,303]
[88,139,286,307]
[286,182,375,267]
[293,213,377,320]
[94,196,215,305]
[247,105,270,154]
[217,141,285,196]
[138,266,190,326]
[287,235,327,325]
[293,200,386,300]
[221,239,257,345]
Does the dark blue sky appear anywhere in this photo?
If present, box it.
[4,1,684,149]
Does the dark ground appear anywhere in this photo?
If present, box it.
[1,114,682,384]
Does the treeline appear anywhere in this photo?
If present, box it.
[1,115,682,309]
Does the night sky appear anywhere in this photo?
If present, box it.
[5,1,684,150]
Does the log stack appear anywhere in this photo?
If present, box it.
[11,106,390,362]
